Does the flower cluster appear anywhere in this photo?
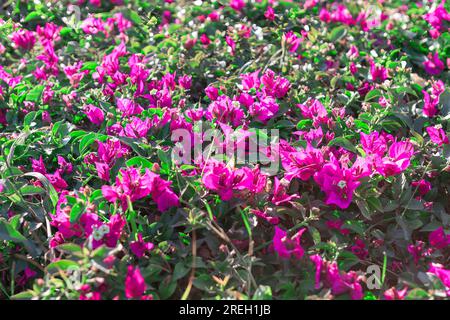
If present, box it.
[0,0,448,301]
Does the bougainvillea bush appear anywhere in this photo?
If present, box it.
[0,0,449,301]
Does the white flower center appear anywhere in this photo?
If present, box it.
[337,180,347,189]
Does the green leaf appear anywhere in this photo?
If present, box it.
[0,218,27,242]
[23,110,41,127]
[338,251,360,270]
[403,199,424,211]
[308,226,321,245]
[296,119,313,130]
[128,10,142,24]
[252,285,273,300]
[81,61,98,71]
[19,185,45,196]
[11,290,35,300]
[173,262,190,281]
[159,277,177,299]
[69,203,84,223]
[364,89,382,102]
[47,259,79,271]
[394,86,418,97]
[367,197,384,213]
[57,243,83,254]
[79,133,99,155]
[344,220,366,235]
[60,27,73,37]
[354,120,370,133]
[439,90,450,118]
[24,12,42,22]
[126,157,153,169]
[363,292,377,300]
[356,199,373,220]
[328,137,358,154]
[25,85,44,103]
[328,26,347,42]
[406,288,429,300]
[0,218,39,257]
[23,172,58,209]
[274,119,295,129]
[157,148,172,174]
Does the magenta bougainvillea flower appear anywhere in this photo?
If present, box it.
[10,29,36,51]
[282,31,301,53]
[346,45,359,59]
[407,241,426,265]
[31,155,47,174]
[241,70,260,91]
[36,22,62,44]
[423,1,450,38]
[360,131,387,156]
[350,239,368,260]
[202,160,250,201]
[79,290,102,300]
[429,227,450,250]
[297,98,329,127]
[102,167,179,212]
[426,126,449,146]
[248,94,279,123]
[97,139,128,166]
[314,156,360,209]
[124,117,152,138]
[326,219,349,235]
[83,104,105,125]
[130,234,155,258]
[145,170,180,212]
[264,6,275,21]
[205,85,219,100]
[239,166,267,194]
[30,156,70,192]
[270,177,299,206]
[89,139,128,181]
[63,61,89,88]
[422,90,439,118]
[384,287,408,300]
[116,98,143,117]
[376,141,415,177]
[225,36,236,56]
[81,16,106,35]
[206,95,245,127]
[87,214,126,249]
[369,60,388,82]
[273,227,306,259]
[250,209,279,225]
[428,264,450,296]
[46,171,69,192]
[423,53,445,75]
[125,265,151,299]
[178,75,192,90]
[3,0,450,302]
[282,144,324,182]
[17,267,37,286]
[310,255,363,300]
[261,69,291,99]
[229,0,245,12]
[412,179,432,197]
[200,33,211,47]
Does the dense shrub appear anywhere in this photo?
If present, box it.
[0,0,449,300]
